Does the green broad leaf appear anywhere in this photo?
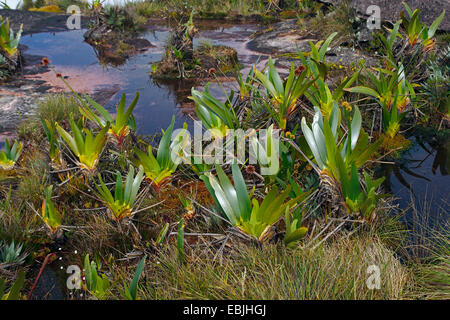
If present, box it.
[284,227,308,246]
[82,93,110,123]
[255,186,279,221]
[403,2,413,18]
[336,151,349,197]
[156,223,170,246]
[70,114,86,151]
[119,92,140,129]
[231,163,252,221]
[262,186,292,224]
[115,93,127,127]
[93,122,110,153]
[215,164,241,221]
[354,135,383,168]
[253,67,278,99]
[6,269,25,300]
[312,121,327,166]
[389,21,401,49]
[127,255,146,300]
[268,57,284,96]
[347,86,380,99]
[301,117,325,168]
[135,146,160,173]
[428,10,445,38]
[319,32,337,59]
[199,174,222,212]
[206,172,237,224]
[56,123,79,156]
[156,116,175,167]
[129,166,144,206]
[285,63,295,97]
[329,103,340,136]
[177,218,185,262]
[322,117,338,174]
[4,138,11,159]
[115,171,124,203]
[96,173,113,203]
[123,166,134,204]
[84,254,93,291]
[350,106,362,150]
[348,162,361,201]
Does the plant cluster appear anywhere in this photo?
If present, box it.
[0,2,447,301]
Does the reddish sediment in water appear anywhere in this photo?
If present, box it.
[24,65,122,95]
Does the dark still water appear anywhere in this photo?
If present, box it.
[378,132,449,225]
[19,22,264,136]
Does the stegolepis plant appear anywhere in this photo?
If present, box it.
[201,163,307,242]
[400,2,445,51]
[301,105,384,218]
[133,116,188,189]
[56,114,110,173]
[84,254,110,299]
[42,185,62,235]
[191,84,239,137]
[253,56,315,130]
[0,16,22,57]
[95,165,145,221]
[41,117,61,165]
[347,64,414,138]
[0,139,23,171]
[80,92,139,146]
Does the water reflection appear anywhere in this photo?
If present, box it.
[377,131,449,222]
[19,21,264,136]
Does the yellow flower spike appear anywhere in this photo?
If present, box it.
[342,101,352,112]
[285,131,295,139]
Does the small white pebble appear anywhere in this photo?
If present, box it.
[74,250,78,254]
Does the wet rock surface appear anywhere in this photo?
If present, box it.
[0,50,120,136]
[0,75,120,135]
[0,78,48,134]
[0,10,88,135]
[317,0,450,32]
[0,8,89,34]
[247,19,377,75]
[247,19,315,54]
[83,25,155,67]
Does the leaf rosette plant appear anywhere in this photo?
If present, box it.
[0,139,23,171]
[201,163,307,242]
[80,92,139,147]
[95,165,145,221]
[56,114,110,173]
[133,116,188,190]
